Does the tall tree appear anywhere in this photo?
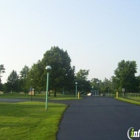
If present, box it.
[6,70,19,92]
[76,69,91,93]
[0,82,3,91]
[0,64,5,83]
[27,46,75,96]
[41,46,75,96]
[114,60,138,92]
[19,65,30,93]
[20,65,29,78]
[102,78,113,93]
[76,69,89,80]
[25,60,44,92]
[90,78,101,92]
[136,75,140,92]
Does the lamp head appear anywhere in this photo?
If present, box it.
[46,65,52,71]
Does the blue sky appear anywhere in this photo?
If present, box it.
[0,0,140,83]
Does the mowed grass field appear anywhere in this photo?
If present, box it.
[0,101,67,140]
[116,97,140,106]
[0,93,82,100]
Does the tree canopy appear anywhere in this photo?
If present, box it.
[3,49,140,95]
[0,64,5,83]
[75,69,91,93]
[5,70,19,92]
[76,69,89,81]
[26,46,75,96]
[114,60,139,92]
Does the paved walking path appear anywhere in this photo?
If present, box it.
[57,96,140,140]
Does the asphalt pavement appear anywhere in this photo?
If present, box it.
[1,96,140,140]
[57,96,140,140]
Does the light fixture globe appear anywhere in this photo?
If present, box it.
[46,65,52,71]
[75,82,78,85]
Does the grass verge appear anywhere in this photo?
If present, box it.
[49,95,83,100]
[0,93,83,100]
[0,102,67,140]
[116,97,140,106]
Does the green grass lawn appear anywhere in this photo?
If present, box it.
[0,102,67,140]
[49,94,82,100]
[125,95,140,101]
[0,93,82,100]
[116,97,140,106]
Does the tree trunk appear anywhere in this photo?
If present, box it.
[54,88,57,97]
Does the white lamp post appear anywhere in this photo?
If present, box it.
[45,65,52,110]
[75,82,78,97]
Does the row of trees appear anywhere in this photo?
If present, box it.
[0,47,140,95]
[0,47,91,96]
[90,60,140,93]
[113,60,140,93]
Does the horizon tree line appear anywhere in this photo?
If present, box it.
[0,47,140,95]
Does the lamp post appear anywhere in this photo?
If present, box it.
[75,82,78,97]
[45,65,52,110]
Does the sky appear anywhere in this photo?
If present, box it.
[0,0,140,83]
